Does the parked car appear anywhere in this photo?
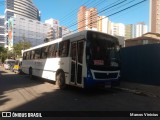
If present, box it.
[4,59,15,70]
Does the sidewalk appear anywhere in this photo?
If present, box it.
[117,81,160,98]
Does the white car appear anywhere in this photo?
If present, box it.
[4,59,15,70]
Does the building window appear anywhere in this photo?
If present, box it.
[143,40,148,45]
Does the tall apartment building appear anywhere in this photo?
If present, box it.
[112,23,125,37]
[59,26,72,38]
[125,24,133,39]
[46,27,55,41]
[45,18,60,39]
[133,22,148,38]
[5,0,40,21]
[78,6,98,31]
[0,15,5,46]
[77,6,87,31]
[98,16,108,33]
[7,15,50,50]
[5,0,40,47]
[150,0,160,33]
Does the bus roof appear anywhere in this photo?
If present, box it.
[23,30,89,52]
[23,30,117,53]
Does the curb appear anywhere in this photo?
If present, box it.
[114,87,160,98]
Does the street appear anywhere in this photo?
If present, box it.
[1,67,160,111]
[0,67,160,119]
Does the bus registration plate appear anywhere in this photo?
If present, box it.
[94,60,104,65]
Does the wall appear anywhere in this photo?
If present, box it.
[120,44,160,85]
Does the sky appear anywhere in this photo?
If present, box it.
[0,0,149,31]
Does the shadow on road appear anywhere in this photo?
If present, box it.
[1,68,160,120]
[0,69,46,107]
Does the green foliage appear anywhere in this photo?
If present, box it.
[13,41,32,57]
[0,47,7,62]
[0,41,32,62]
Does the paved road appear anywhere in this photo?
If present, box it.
[0,67,160,119]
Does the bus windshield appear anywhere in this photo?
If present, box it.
[87,32,120,70]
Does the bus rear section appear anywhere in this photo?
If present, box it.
[84,31,120,88]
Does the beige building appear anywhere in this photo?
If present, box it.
[150,0,160,33]
[125,32,160,47]
[77,6,98,31]
[125,24,133,40]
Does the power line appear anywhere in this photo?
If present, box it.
[60,0,104,25]
[61,0,108,26]
[63,0,147,37]
[66,0,127,30]
[60,0,101,24]
[62,0,120,26]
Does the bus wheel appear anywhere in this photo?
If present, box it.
[29,67,33,79]
[56,70,66,90]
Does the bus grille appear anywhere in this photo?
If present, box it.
[94,72,118,79]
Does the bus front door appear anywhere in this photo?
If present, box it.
[70,41,84,87]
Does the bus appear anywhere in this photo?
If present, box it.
[22,30,120,89]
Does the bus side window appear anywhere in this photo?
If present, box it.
[48,45,52,58]
[48,44,57,58]
[31,50,35,59]
[54,43,59,57]
[35,49,41,59]
[23,52,26,60]
[26,51,31,60]
[70,42,76,60]
[59,40,69,57]
[41,46,48,59]
[78,41,84,63]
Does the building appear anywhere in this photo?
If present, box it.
[5,0,40,47]
[133,22,148,38]
[125,24,133,40]
[5,0,40,21]
[112,23,125,37]
[59,26,72,38]
[7,15,50,50]
[77,6,87,32]
[98,16,109,33]
[150,0,160,33]
[125,32,160,47]
[77,6,98,31]
[0,15,5,46]
[86,8,98,31]
[45,18,60,39]
[46,27,55,41]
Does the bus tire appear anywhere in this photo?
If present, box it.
[29,67,33,79]
[56,70,66,90]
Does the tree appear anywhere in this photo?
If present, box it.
[13,41,32,58]
[0,47,7,63]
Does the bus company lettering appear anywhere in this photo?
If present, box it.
[28,113,42,117]
[35,61,42,66]
[12,112,42,117]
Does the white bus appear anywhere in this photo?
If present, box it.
[22,30,120,89]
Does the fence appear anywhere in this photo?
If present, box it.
[120,44,160,85]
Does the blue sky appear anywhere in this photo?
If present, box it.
[0,0,149,31]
